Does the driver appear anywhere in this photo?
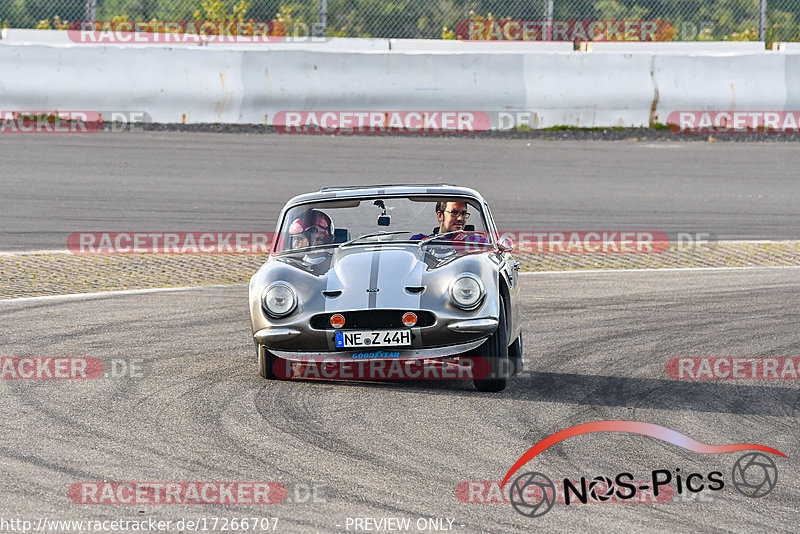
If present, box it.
[287,210,334,249]
[411,201,471,240]
[436,200,470,234]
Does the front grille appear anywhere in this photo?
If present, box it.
[310,310,436,330]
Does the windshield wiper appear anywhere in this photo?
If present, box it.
[339,230,410,248]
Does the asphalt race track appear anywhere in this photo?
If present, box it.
[1,269,798,532]
[1,134,799,533]
[2,133,800,251]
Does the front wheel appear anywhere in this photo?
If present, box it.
[473,297,509,392]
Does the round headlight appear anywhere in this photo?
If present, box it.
[450,274,484,310]
[262,282,297,317]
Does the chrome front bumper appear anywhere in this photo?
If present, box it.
[254,328,301,344]
[264,338,487,361]
[446,318,498,333]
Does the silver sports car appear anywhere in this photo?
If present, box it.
[249,184,522,392]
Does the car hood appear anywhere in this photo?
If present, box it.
[327,246,424,307]
[266,243,492,311]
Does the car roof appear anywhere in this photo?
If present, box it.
[284,184,486,207]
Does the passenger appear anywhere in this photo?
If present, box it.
[287,210,334,250]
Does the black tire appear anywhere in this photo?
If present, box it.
[257,342,278,380]
[509,332,523,377]
[473,296,510,392]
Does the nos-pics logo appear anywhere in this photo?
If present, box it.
[502,421,785,518]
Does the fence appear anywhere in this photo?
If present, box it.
[1,1,798,43]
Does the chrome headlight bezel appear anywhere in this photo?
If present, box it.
[261,281,298,318]
[449,273,485,310]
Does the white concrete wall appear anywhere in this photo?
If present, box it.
[0,36,794,128]
[582,41,766,54]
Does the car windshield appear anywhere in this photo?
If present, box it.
[274,196,491,252]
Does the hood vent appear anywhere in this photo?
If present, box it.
[404,286,425,294]
[322,290,342,298]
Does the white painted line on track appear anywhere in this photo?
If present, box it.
[0,284,246,304]
[520,265,800,275]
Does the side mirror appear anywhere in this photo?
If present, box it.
[498,235,515,252]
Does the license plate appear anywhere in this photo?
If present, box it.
[335,330,411,348]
